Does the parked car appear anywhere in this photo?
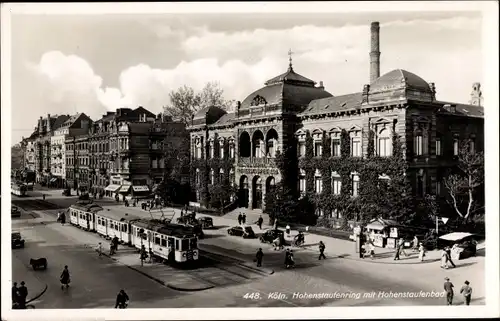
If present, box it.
[198,217,214,229]
[439,232,478,260]
[11,205,21,218]
[227,226,256,238]
[12,231,25,249]
[62,188,71,196]
[78,193,90,200]
[259,229,285,244]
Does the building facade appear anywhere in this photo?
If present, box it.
[187,21,484,219]
[52,113,92,188]
[88,107,187,200]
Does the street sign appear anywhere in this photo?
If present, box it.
[441,217,449,224]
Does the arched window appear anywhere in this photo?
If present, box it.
[453,135,459,156]
[330,131,341,157]
[377,128,392,157]
[208,138,214,159]
[314,169,323,194]
[416,169,426,196]
[351,172,360,197]
[219,168,224,182]
[331,171,341,195]
[209,169,214,185]
[350,131,362,157]
[298,169,306,195]
[435,135,442,156]
[218,138,225,159]
[414,121,429,156]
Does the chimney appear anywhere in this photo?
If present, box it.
[38,117,43,134]
[469,82,483,106]
[47,114,51,132]
[318,81,325,90]
[370,21,381,84]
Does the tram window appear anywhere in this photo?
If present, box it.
[168,238,174,248]
[190,238,197,249]
[181,239,189,251]
[175,239,179,250]
[122,224,127,232]
[154,234,160,245]
[161,238,167,247]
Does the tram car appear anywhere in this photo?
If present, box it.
[69,203,103,231]
[131,219,199,263]
[94,208,141,245]
[11,183,28,197]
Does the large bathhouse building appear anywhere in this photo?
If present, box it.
[188,21,484,216]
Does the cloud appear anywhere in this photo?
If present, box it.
[25,15,481,141]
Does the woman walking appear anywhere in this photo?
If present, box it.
[418,242,426,261]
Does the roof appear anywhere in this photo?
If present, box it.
[439,232,474,241]
[60,113,82,128]
[95,207,141,222]
[133,219,197,238]
[370,69,431,93]
[213,112,235,125]
[300,92,362,116]
[436,101,484,118]
[70,203,103,214]
[265,66,316,86]
[51,115,71,131]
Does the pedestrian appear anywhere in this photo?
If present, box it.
[17,281,28,309]
[12,282,19,305]
[237,213,242,225]
[444,277,454,305]
[394,239,401,261]
[255,248,264,267]
[441,247,449,268]
[398,238,407,257]
[97,242,103,257]
[447,246,457,268]
[42,194,46,201]
[413,235,419,251]
[286,224,291,235]
[318,241,326,260]
[418,242,426,262]
[60,212,66,225]
[257,215,263,230]
[460,280,472,305]
[242,214,246,225]
[368,240,375,259]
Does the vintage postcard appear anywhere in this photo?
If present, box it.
[1,2,499,320]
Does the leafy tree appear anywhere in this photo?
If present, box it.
[164,82,233,126]
[444,139,484,223]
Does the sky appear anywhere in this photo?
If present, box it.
[9,10,483,145]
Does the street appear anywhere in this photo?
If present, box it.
[10,191,485,308]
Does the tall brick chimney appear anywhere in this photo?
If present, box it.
[370,21,381,84]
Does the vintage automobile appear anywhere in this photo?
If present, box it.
[11,205,21,218]
[439,232,478,260]
[227,226,256,238]
[259,229,285,244]
[198,217,214,229]
[12,231,25,249]
[62,188,71,196]
[78,193,90,201]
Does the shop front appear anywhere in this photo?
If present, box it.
[131,185,151,200]
[104,184,121,198]
[118,184,132,201]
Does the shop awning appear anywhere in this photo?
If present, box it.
[105,184,121,192]
[50,178,57,183]
[119,185,131,193]
[366,221,385,231]
[132,186,150,192]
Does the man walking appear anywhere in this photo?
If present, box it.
[394,239,402,260]
[242,214,246,225]
[318,241,326,260]
[446,246,457,268]
[96,242,103,257]
[257,215,263,230]
[460,280,472,305]
[17,281,28,309]
[255,248,264,267]
[237,213,242,225]
[444,277,454,305]
[12,282,19,305]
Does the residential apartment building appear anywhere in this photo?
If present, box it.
[65,134,90,192]
[52,113,92,188]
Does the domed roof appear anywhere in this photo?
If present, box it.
[370,69,432,93]
[240,65,332,110]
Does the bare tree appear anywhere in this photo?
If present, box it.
[443,139,484,222]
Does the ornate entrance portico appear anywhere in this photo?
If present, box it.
[252,176,263,209]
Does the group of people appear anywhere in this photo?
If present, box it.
[441,245,457,269]
[444,277,473,305]
[237,213,247,225]
[11,281,28,309]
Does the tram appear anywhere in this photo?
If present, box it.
[11,183,28,197]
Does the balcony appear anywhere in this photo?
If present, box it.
[238,157,276,167]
